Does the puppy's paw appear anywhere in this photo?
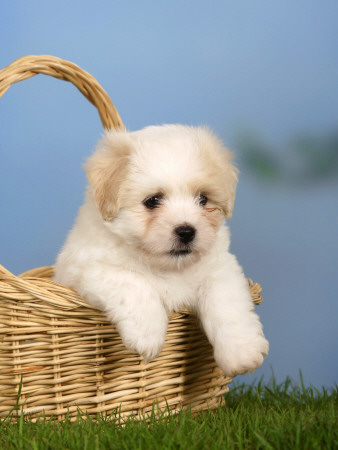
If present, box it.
[125,328,166,362]
[214,333,269,377]
[116,310,168,362]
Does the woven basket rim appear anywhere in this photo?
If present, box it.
[0,263,263,313]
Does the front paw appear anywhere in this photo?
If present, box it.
[116,311,168,362]
[214,334,269,377]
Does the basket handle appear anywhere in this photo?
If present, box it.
[0,54,125,130]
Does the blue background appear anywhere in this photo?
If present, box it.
[1,1,337,388]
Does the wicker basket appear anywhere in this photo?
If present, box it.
[0,55,263,421]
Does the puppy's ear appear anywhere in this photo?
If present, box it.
[220,163,238,219]
[196,127,238,219]
[84,130,133,221]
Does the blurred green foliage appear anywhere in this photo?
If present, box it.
[236,130,338,185]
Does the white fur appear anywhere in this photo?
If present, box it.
[54,124,269,376]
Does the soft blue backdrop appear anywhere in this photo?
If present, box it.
[1,1,337,388]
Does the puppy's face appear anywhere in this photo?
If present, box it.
[85,125,238,269]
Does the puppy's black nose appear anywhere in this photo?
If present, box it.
[174,225,196,244]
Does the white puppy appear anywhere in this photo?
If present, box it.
[54,124,268,377]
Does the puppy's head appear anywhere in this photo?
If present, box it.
[85,125,238,269]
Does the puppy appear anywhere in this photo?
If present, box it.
[54,124,269,377]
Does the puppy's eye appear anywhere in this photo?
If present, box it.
[198,194,208,206]
[144,194,163,209]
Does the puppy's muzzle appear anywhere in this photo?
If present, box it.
[174,225,196,244]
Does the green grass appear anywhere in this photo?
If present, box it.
[1,376,337,450]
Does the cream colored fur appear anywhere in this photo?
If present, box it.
[54,124,269,377]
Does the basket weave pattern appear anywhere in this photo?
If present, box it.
[0,56,263,420]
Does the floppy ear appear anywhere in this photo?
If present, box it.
[84,130,133,221]
[196,127,239,219]
[221,163,238,219]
